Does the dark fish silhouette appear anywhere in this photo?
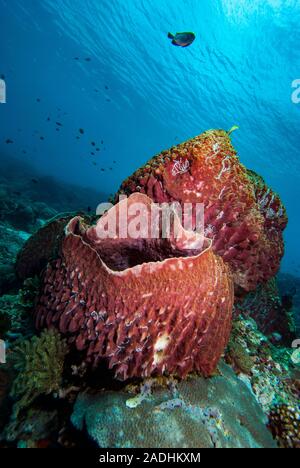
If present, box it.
[5,139,13,144]
[79,128,85,134]
[31,179,38,184]
[168,32,195,47]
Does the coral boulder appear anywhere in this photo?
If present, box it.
[35,194,234,380]
[71,362,276,448]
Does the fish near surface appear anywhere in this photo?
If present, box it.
[168,32,196,47]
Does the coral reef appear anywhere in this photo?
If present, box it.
[0,136,296,448]
[0,368,12,432]
[277,272,300,335]
[226,323,255,375]
[18,277,41,309]
[0,294,34,342]
[268,404,300,448]
[117,129,287,292]
[2,407,60,447]
[10,329,69,416]
[235,278,296,343]
[226,317,299,414]
[35,193,234,380]
[0,223,29,295]
[71,362,276,448]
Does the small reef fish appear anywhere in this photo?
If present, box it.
[168,32,196,47]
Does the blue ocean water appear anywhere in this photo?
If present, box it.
[0,0,299,274]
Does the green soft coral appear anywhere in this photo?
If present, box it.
[10,329,69,416]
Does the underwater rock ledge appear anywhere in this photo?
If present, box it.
[71,362,277,449]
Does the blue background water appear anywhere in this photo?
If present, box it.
[0,0,299,274]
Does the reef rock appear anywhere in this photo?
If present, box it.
[35,194,234,380]
[235,278,296,343]
[16,214,75,281]
[0,223,29,294]
[16,213,96,281]
[268,404,300,448]
[117,129,287,292]
[71,362,277,448]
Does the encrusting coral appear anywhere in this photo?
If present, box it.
[10,329,69,416]
[35,193,234,380]
[116,129,287,292]
[3,407,59,447]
